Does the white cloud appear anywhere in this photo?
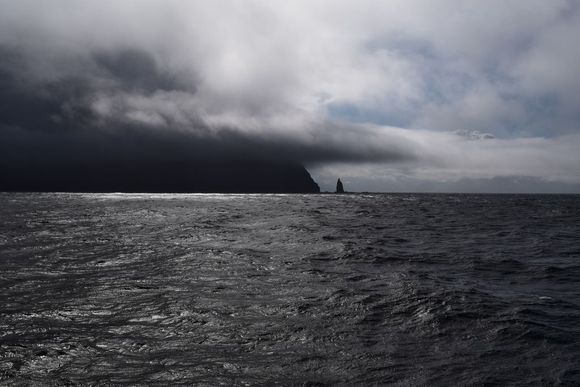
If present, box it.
[312,130,580,191]
[1,0,580,191]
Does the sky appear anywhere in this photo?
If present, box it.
[1,0,580,192]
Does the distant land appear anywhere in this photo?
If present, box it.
[0,160,320,193]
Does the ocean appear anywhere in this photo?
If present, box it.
[1,193,580,385]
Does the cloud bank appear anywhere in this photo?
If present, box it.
[1,0,580,192]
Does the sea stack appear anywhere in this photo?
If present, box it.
[336,178,345,193]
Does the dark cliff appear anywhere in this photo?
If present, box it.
[0,160,320,193]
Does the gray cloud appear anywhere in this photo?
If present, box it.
[1,0,580,192]
[0,45,417,166]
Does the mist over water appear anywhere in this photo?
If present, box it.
[1,193,580,385]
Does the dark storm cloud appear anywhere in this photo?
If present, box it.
[0,44,415,169]
[92,49,186,93]
[1,0,580,192]
[0,45,191,130]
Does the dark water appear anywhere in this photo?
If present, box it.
[1,193,580,386]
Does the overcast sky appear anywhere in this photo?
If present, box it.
[1,0,580,192]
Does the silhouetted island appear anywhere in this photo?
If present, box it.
[336,178,345,193]
[0,160,320,193]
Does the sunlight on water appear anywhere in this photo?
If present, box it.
[1,193,580,385]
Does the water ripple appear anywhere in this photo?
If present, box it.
[1,193,580,385]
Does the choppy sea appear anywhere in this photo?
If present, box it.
[1,193,580,386]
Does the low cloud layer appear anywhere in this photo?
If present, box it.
[312,132,580,192]
[1,1,580,192]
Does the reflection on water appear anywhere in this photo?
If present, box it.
[1,193,580,385]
